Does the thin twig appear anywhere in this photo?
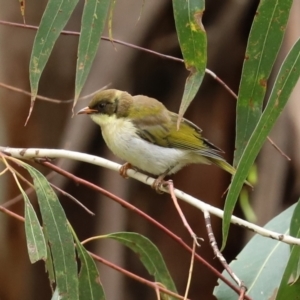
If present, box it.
[0,81,111,104]
[49,182,95,216]
[0,205,25,222]
[166,180,200,246]
[184,240,196,300]
[1,170,56,208]
[204,210,247,292]
[0,81,72,103]
[0,166,8,176]
[89,251,188,300]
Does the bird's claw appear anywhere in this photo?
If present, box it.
[119,162,132,178]
[151,178,168,194]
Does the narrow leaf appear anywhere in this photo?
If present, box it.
[172,0,206,123]
[222,38,300,249]
[276,241,300,298]
[106,232,177,298]
[234,0,293,166]
[24,194,47,263]
[71,226,105,300]
[45,234,56,287]
[22,163,79,300]
[214,204,295,299]
[275,199,300,295]
[11,168,46,263]
[29,0,79,120]
[74,0,110,107]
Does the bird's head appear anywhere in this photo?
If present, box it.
[77,89,133,126]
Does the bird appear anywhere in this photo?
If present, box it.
[77,89,251,190]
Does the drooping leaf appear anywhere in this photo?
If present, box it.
[29,0,79,122]
[71,225,105,300]
[24,195,47,263]
[74,0,110,107]
[22,163,79,300]
[16,179,47,263]
[106,232,177,299]
[234,0,293,166]
[172,0,207,124]
[222,37,300,249]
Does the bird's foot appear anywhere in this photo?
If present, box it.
[151,175,168,194]
[119,162,132,178]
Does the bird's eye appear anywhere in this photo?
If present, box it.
[97,102,106,111]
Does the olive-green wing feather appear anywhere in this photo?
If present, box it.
[130,98,224,160]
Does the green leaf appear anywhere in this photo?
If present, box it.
[275,199,300,299]
[222,37,300,249]
[172,0,206,120]
[276,243,300,298]
[70,225,105,300]
[74,0,110,106]
[24,195,47,263]
[106,232,177,298]
[45,235,56,287]
[22,163,79,300]
[290,199,300,238]
[214,204,295,299]
[29,0,79,107]
[17,182,47,263]
[234,0,293,166]
[276,243,300,300]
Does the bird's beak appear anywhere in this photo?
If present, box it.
[77,107,97,115]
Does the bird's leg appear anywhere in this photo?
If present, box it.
[152,169,171,193]
[119,162,132,178]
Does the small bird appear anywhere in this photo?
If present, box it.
[77,89,250,190]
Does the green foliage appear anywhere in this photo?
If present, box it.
[172,0,207,123]
[22,162,79,300]
[105,232,177,298]
[222,36,300,249]
[214,204,295,299]
[276,200,300,299]
[29,0,79,104]
[234,0,293,166]
[74,0,110,106]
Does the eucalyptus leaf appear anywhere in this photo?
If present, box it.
[222,37,300,249]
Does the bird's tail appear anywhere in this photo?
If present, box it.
[209,158,253,188]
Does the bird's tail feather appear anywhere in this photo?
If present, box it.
[209,158,253,188]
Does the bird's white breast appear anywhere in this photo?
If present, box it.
[90,114,195,175]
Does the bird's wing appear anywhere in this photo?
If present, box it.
[132,104,224,159]
[166,113,225,159]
